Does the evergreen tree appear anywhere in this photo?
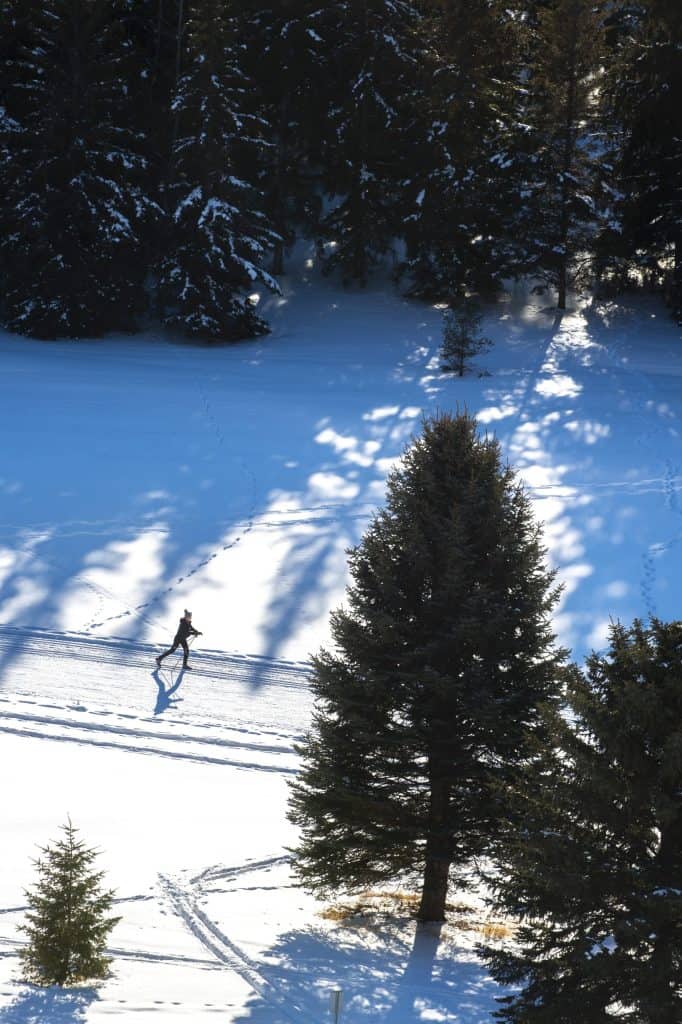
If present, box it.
[603,0,682,319]
[159,0,279,340]
[317,0,423,285]
[0,0,35,92]
[485,619,682,1024]
[0,0,33,281]
[20,819,120,986]
[289,412,565,922]
[238,1,329,274]
[0,0,160,338]
[509,0,609,309]
[440,300,492,376]
[114,1,182,183]
[401,0,521,301]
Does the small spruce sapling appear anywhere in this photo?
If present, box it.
[440,301,492,376]
[20,818,121,987]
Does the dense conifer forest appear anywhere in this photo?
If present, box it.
[0,0,680,340]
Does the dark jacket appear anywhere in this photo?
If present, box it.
[174,618,199,643]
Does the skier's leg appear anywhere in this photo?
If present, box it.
[157,641,178,665]
[181,639,190,667]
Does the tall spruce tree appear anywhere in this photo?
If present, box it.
[0,0,33,286]
[289,412,565,922]
[159,0,279,340]
[509,0,609,309]
[0,0,159,338]
[114,1,181,191]
[485,619,682,1024]
[120,0,184,132]
[20,819,121,986]
[401,0,520,301]
[317,0,423,285]
[238,1,329,274]
[603,0,682,319]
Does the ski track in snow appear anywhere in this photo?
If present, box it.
[0,619,327,1021]
[0,932,222,972]
[190,854,290,888]
[0,624,309,683]
[0,624,317,1019]
[159,856,481,1020]
[159,870,317,1024]
[0,625,311,776]
[80,357,261,635]
[2,291,680,1020]
[600,332,682,618]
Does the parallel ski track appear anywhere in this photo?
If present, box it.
[165,856,468,1020]
[0,626,320,1013]
[0,625,311,772]
[0,721,298,775]
[159,870,317,1024]
[0,707,296,759]
[191,854,290,888]
[0,625,310,687]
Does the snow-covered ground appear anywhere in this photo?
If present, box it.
[0,632,503,1023]
[1,255,680,1020]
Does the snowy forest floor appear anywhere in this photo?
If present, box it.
[0,252,680,1021]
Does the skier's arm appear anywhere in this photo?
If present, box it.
[191,626,202,636]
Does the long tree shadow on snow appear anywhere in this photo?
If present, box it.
[230,918,501,1024]
[0,270,503,687]
[3,282,659,684]
[0,985,99,1023]
[253,306,569,675]
[0,322,427,688]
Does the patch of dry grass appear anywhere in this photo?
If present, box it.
[318,890,515,939]
[319,904,363,921]
[479,921,514,940]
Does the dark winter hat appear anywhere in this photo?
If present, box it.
[184,609,192,617]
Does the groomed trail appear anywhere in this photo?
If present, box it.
[0,625,311,776]
[0,625,323,1021]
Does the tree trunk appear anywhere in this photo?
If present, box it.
[558,262,567,310]
[155,0,164,77]
[174,0,184,86]
[350,164,367,286]
[271,95,290,276]
[272,241,284,277]
[672,237,681,318]
[642,817,682,1023]
[556,18,578,311]
[418,766,451,922]
[417,851,450,922]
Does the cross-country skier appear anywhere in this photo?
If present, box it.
[156,610,202,670]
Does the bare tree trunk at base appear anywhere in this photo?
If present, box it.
[558,262,567,309]
[418,854,450,922]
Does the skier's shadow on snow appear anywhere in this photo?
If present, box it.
[152,667,185,714]
[0,984,98,1022]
